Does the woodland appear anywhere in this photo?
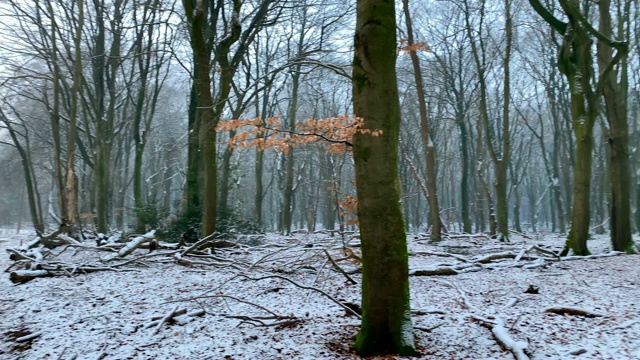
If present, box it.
[0,0,639,358]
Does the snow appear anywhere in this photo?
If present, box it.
[0,231,639,359]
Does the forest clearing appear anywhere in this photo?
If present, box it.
[1,229,638,359]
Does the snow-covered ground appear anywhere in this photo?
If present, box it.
[0,229,638,359]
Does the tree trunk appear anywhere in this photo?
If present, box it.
[402,0,441,241]
[255,147,264,226]
[598,0,634,252]
[65,0,84,236]
[458,116,472,233]
[351,0,416,355]
[184,84,201,217]
[567,133,593,255]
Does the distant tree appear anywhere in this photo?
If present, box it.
[402,0,443,241]
[529,0,628,254]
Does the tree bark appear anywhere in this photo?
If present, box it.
[351,0,416,355]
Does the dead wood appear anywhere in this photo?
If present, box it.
[410,267,459,276]
[10,269,51,283]
[323,249,357,284]
[223,314,300,327]
[235,274,362,318]
[103,230,156,261]
[474,252,521,264]
[180,232,221,257]
[152,305,181,334]
[545,306,604,318]
[472,316,530,360]
[412,250,470,262]
[145,308,205,330]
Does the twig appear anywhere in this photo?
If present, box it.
[414,322,445,332]
[153,305,180,334]
[236,274,361,318]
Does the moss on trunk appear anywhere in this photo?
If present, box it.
[351,0,416,356]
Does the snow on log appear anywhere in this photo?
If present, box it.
[473,252,520,264]
[412,250,470,262]
[14,331,42,342]
[10,270,51,284]
[103,230,156,261]
[544,306,604,318]
[153,305,181,334]
[473,316,529,360]
[19,238,41,251]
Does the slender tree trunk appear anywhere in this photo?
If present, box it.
[402,0,441,241]
[219,129,236,215]
[281,69,300,235]
[184,84,201,217]
[255,147,264,226]
[65,0,84,235]
[458,116,472,233]
[351,0,416,355]
[598,0,634,252]
[46,1,67,222]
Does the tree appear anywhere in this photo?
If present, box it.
[463,0,513,241]
[529,0,628,254]
[65,0,84,235]
[181,0,275,237]
[351,0,416,355]
[597,0,635,253]
[402,0,442,241]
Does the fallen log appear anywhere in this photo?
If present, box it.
[10,270,51,284]
[410,267,459,276]
[544,306,604,318]
[103,230,156,261]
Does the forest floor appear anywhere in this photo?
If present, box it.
[0,227,639,360]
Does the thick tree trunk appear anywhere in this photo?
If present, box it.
[351,0,416,355]
[567,134,593,255]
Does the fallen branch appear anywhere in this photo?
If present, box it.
[103,230,156,261]
[223,314,300,327]
[544,306,604,318]
[15,331,42,342]
[324,249,357,284]
[472,316,530,360]
[180,232,221,257]
[153,306,180,335]
[145,308,205,329]
[236,274,361,318]
[412,250,469,262]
